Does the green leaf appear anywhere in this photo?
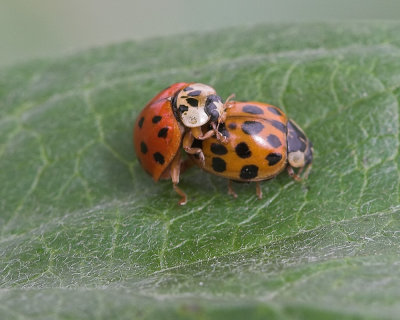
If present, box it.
[1,23,400,319]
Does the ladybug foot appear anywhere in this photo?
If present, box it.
[210,121,229,144]
[173,183,187,205]
[216,131,228,144]
[255,182,263,199]
[287,166,302,182]
[198,151,205,167]
[228,180,238,198]
[183,147,205,166]
[300,163,312,180]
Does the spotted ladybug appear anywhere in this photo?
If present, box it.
[189,101,313,199]
[133,82,230,205]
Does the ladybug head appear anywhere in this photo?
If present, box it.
[174,83,224,128]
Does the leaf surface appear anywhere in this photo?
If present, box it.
[1,23,400,319]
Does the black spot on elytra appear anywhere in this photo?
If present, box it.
[158,127,169,138]
[228,122,237,130]
[212,157,226,172]
[211,143,228,155]
[266,153,282,166]
[268,106,282,116]
[235,142,251,158]
[152,115,162,123]
[287,120,307,152]
[153,152,165,165]
[140,142,148,154]
[243,105,264,115]
[183,86,193,91]
[241,121,264,135]
[267,134,282,148]
[240,165,259,179]
[186,98,199,107]
[187,90,201,96]
[179,105,189,113]
[268,119,286,133]
[138,117,145,128]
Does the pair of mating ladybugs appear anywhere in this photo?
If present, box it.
[133,82,313,205]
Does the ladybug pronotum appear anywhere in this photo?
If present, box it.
[133,83,231,205]
[189,101,313,199]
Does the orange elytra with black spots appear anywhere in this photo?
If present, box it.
[189,101,313,199]
[134,83,186,181]
[133,82,228,205]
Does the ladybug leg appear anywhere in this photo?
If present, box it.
[183,131,205,166]
[173,184,187,206]
[214,94,235,144]
[193,123,227,143]
[195,124,217,140]
[302,163,312,179]
[228,180,238,198]
[297,166,304,176]
[170,152,187,205]
[212,122,228,143]
[287,165,302,182]
[255,181,263,199]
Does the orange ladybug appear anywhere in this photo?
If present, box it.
[133,82,230,205]
[189,101,313,199]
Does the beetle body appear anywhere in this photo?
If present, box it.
[189,101,313,198]
[133,82,227,204]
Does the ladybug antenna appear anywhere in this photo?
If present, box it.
[224,93,235,107]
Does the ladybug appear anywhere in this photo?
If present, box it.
[189,101,313,199]
[133,82,231,205]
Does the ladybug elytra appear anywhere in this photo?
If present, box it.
[189,101,313,199]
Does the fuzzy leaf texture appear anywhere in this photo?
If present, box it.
[1,23,400,319]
